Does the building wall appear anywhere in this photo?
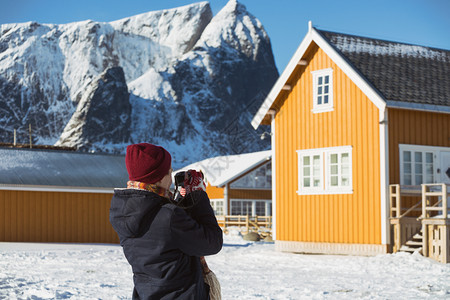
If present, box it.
[387,108,450,218]
[206,185,272,214]
[206,185,224,199]
[0,190,119,243]
[275,43,382,245]
[388,108,450,184]
[229,189,272,199]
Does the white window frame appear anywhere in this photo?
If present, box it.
[325,147,353,193]
[230,199,272,216]
[210,199,225,216]
[311,68,334,113]
[399,144,443,186]
[297,150,323,194]
[297,146,353,195]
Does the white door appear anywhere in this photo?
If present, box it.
[440,151,450,185]
[439,151,450,212]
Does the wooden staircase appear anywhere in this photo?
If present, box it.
[390,183,450,263]
[399,230,423,254]
[389,184,423,253]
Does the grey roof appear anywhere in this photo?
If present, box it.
[318,29,450,107]
[0,148,128,188]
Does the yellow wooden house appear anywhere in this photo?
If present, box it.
[252,22,450,260]
[176,150,272,217]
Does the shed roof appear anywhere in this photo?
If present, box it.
[176,150,271,187]
[318,29,450,107]
[0,148,128,189]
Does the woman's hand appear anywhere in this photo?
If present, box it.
[184,170,206,194]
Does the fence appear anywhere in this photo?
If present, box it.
[216,215,272,237]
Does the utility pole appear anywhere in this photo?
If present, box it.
[13,129,17,146]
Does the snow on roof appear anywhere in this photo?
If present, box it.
[252,26,450,128]
[175,150,271,187]
[0,148,128,188]
[319,29,450,106]
[330,34,448,60]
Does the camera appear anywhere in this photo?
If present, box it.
[174,170,204,188]
[174,171,187,187]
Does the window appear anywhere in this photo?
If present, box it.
[230,162,272,189]
[297,146,352,195]
[231,200,252,215]
[210,199,224,216]
[326,150,351,191]
[230,199,272,216]
[399,145,435,185]
[311,68,333,113]
[298,151,323,193]
[255,201,266,216]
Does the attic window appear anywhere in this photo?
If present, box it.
[311,68,333,113]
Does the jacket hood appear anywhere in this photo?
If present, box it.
[110,189,164,238]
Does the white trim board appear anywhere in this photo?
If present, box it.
[0,184,115,194]
[387,101,450,114]
[270,115,277,240]
[379,108,389,245]
[276,240,388,256]
[399,144,450,152]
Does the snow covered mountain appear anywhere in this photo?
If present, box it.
[0,0,278,167]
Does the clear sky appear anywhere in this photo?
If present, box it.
[1,0,449,72]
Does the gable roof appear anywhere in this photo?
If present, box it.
[252,24,450,128]
[176,150,271,187]
[0,148,128,190]
[319,29,450,107]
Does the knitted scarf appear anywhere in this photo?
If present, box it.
[127,180,171,199]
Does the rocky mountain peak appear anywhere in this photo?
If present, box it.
[110,1,212,56]
[0,1,278,168]
[56,67,131,152]
[196,0,268,60]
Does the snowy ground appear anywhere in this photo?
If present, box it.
[1,230,449,300]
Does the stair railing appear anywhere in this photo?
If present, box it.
[389,184,423,252]
[421,183,448,219]
[421,183,449,260]
[389,184,422,218]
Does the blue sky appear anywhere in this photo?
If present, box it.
[1,0,449,71]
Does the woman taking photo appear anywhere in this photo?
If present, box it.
[110,143,223,299]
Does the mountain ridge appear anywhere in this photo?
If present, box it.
[0,1,278,168]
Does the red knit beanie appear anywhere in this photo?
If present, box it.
[125,143,172,184]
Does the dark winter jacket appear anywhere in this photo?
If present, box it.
[110,189,223,300]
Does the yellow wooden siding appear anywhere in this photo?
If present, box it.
[388,108,450,184]
[205,185,224,199]
[0,190,119,243]
[387,109,450,217]
[275,43,381,245]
